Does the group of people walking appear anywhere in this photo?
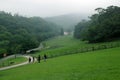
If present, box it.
[28,54,47,63]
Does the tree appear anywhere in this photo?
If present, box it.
[60,28,64,35]
[74,5,120,43]
[0,11,61,57]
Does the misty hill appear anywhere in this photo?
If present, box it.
[45,13,89,31]
[0,11,60,57]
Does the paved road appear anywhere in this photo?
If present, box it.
[0,55,35,71]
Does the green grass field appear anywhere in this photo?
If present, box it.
[0,47,120,80]
[34,35,120,57]
[0,35,120,80]
[0,57,27,68]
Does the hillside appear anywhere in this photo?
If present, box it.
[0,11,60,57]
[45,13,89,31]
[34,35,120,57]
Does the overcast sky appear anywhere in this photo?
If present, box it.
[0,0,119,17]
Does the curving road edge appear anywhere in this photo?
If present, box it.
[0,55,33,71]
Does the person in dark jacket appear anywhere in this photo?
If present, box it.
[44,54,47,62]
[28,57,31,63]
[32,56,35,63]
[37,55,41,63]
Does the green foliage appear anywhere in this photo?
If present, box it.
[74,5,120,43]
[74,20,89,39]
[0,48,7,54]
[0,11,60,56]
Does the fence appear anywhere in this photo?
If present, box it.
[0,42,120,67]
[47,42,120,59]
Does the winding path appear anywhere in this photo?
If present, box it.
[0,55,34,71]
[0,43,43,71]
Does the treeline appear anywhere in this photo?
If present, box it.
[74,6,120,43]
[0,11,60,57]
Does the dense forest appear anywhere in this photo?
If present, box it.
[0,11,60,57]
[74,6,120,43]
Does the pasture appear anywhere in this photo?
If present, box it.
[0,47,120,80]
[34,35,120,58]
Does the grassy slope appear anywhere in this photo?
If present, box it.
[0,57,27,68]
[34,35,120,57]
[0,47,120,80]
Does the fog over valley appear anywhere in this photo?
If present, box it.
[0,0,119,17]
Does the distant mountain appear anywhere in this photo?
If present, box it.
[45,13,89,31]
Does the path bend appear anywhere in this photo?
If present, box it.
[0,55,34,71]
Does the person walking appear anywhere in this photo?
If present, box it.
[32,56,35,63]
[44,54,47,62]
[37,55,41,63]
[28,57,31,63]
